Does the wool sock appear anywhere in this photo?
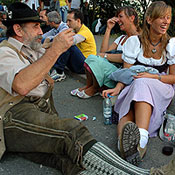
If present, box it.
[139,128,149,148]
[78,170,97,175]
[82,142,150,175]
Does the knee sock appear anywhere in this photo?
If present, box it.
[82,142,150,175]
[139,128,149,148]
[78,170,97,175]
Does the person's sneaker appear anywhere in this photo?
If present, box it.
[50,69,66,82]
[150,157,175,174]
[120,121,142,165]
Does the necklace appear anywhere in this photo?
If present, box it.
[149,39,161,54]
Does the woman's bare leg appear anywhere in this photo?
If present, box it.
[79,69,93,91]
[117,101,152,164]
[134,102,152,130]
[117,109,135,137]
[117,101,152,136]
[84,72,100,96]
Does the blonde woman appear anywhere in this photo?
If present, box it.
[103,1,175,165]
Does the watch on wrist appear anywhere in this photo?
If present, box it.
[104,53,108,58]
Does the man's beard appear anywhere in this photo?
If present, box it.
[24,35,43,51]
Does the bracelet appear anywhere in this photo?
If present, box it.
[158,74,161,81]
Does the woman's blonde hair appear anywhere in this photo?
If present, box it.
[140,1,172,56]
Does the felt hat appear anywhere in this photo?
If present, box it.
[2,2,42,26]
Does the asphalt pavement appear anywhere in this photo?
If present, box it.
[0,35,175,175]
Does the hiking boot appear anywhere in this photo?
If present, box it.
[150,157,175,175]
[50,69,66,82]
[120,121,143,165]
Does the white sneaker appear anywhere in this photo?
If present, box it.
[50,70,66,82]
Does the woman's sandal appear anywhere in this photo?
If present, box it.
[70,88,80,96]
[77,90,99,99]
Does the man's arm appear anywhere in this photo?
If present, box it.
[42,28,55,41]
[73,34,85,45]
[12,29,74,96]
[42,23,69,42]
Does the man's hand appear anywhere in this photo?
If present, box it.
[42,38,52,49]
[51,29,74,55]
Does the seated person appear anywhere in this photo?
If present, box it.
[67,9,97,59]
[42,11,86,82]
[103,1,175,166]
[71,6,140,98]
[39,8,52,33]
[42,11,69,41]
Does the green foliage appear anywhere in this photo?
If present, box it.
[0,0,20,7]
[88,0,120,32]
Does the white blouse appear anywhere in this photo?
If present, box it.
[122,35,175,66]
[114,35,126,51]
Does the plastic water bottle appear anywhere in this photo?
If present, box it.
[164,114,175,142]
[103,96,112,125]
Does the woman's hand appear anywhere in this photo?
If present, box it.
[133,72,157,79]
[102,88,119,98]
[107,17,119,30]
[102,82,125,98]
[97,53,106,58]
